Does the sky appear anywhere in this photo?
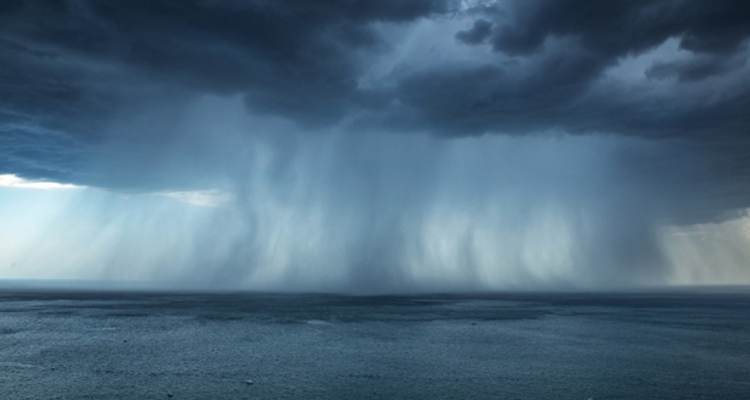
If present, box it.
[1,0,750,292]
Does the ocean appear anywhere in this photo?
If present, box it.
[1,289,749,399]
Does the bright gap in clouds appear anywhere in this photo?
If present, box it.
[0,174,230,207]
[0,174,82,190]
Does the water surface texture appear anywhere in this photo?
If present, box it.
[1,290,749,399]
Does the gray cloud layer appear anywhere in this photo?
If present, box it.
[1,0,749,222]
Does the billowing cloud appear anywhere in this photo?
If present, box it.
[2,1,749,181]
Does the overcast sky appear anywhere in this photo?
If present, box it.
[1,0,749,292]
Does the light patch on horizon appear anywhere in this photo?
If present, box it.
[0,174,82,190]
[662,211,750,286]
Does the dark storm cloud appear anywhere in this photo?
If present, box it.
[490,0,750,57]
[645,53,747,82]
[2,0,748,141]
[0,0,447,183]
[455,18,493,45]
[392,0,750,137]
[1,0,445,122]
[0,0,749,222]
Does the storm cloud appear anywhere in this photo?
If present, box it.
[1,0,750,291]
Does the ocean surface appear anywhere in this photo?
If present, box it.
[1,289,749,399]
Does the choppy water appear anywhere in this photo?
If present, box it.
[1,289,749,399]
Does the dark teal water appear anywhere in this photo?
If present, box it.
[1,290,749,399]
